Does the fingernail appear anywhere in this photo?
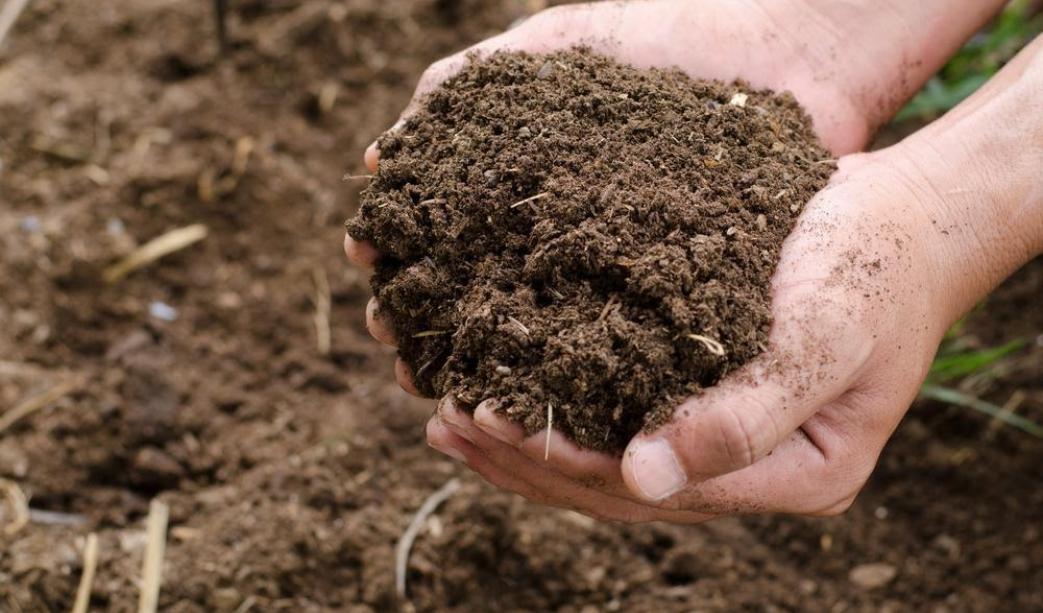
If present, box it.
[473,403,514,445]
[430,443,466,463]
[629,438,686,501]
[437,397,468,428]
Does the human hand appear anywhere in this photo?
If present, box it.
[346,0,1026,522]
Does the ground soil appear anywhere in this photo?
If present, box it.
[0,1,1040,611]
[348,50,834,451]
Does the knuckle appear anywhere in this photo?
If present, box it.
[714,402,776,470]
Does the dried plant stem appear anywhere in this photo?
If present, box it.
[138,499,169,613]
[395,478,461,599]
[104,224,208,283]
[0,0,31,47]
[0,479,29,536]
[312,268,331,355]
[0,378,79,434]
[72,533,99,613]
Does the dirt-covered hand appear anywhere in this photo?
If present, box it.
[345,0,1023,522]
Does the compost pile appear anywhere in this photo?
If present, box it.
[348,49,834,451]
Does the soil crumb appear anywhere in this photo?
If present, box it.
[348,49,834,451]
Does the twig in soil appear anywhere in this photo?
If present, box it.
[0,377,80,434]
[507,316,530,336]
[0,479,29,536]
[687,334,726,357]
[395,478,462,599]
[104,224,208,284]
[138,499,169,613]
[544,403,554,461]
[509,192,550,209]
[0,0,31,47]
[312,267,331,356]
[72,533,99,613]
[342,173,376,182]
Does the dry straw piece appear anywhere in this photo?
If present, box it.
[138,499,170,613]
[0,478,29,536]
[0,377,80,434]
[0,0,32,47]
[72,533,100,613]
[104,224,208,284]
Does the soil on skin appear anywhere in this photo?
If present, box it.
[1,1,1041,611]
[348,50,834,451]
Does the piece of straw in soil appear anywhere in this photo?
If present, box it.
[312,267,331,355]
[138,499,170,613]
[395,478,461,599]
[72,533,99,613]
[0,377,79,434]
[0,0,32,47]
[544,403,554,461]
[0,478,29,536]
[104,224,208,284]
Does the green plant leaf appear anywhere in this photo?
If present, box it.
[928,339,1025,384]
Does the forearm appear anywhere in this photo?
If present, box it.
[894,36,1043,325]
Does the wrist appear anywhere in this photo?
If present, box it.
[889,42,1043,325]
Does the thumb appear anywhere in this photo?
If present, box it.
[621,309,873,502]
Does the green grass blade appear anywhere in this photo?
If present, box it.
[928,338,1025,384]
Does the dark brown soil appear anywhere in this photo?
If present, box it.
[348,49,834,451]
[1,1,1041,612]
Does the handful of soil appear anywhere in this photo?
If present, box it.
[347,49,834,452]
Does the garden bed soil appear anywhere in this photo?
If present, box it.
[0,1,1040,611]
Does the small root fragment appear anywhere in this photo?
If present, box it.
[687,334,726,357]
[509,192,550,208]
[413,330,450,338]
[506,316,530,336]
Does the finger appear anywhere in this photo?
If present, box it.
[364,141,379,173]
[344,235,379,269]
[437,398,710,523]
[395,358,424,397]
[622,282,873,502]
[365,298,397,346]
[428,415,623,517]
[664,411,874,516]
[472,401,628,494]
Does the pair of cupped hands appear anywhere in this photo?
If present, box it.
[345,0,1042,523]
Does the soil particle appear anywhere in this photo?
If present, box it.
[348,49,835,451]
